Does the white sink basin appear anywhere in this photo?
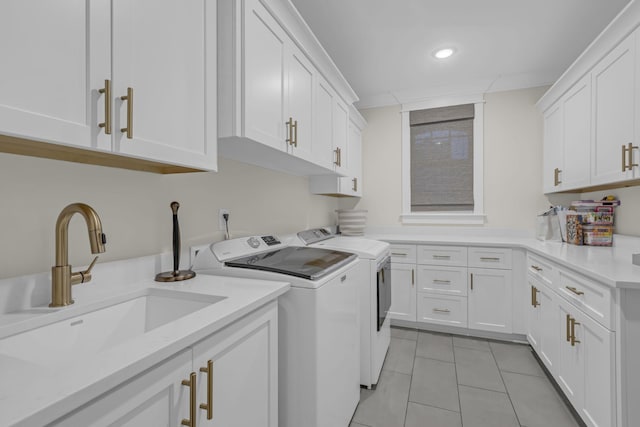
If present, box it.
[0,288,225,367]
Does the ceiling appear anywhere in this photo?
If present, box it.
[290,0,631,109]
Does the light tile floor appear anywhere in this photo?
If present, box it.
[350,327,584,427]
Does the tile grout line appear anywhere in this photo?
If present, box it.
[488,342,525,427]
[451,339,465,427]
[402,333,419,427]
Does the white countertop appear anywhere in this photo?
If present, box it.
[366,229,640,289]
[0,268,290,426]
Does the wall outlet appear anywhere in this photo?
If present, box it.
[219,208,230,231]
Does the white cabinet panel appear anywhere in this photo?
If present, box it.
[389,263,416,322]
[591,31,637,185]
[286,46,314,162]
[313,78,336,169]
[543,102,563,193]
[52,349,193,426]
[417,245,467,267]
[417,265,467,296]
[390,244,417,264]
[0,0,110,151]
[468,247,512,269]
[468,268,512,333]
[333,98,349,176]
[416,293,467,327]
[562,75,592,190]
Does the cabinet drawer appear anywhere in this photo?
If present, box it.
[390,244,417,263]
[417,245,467,266]
[526,253,556,286]
[468,247,512,269]
[417,293,467,327]
[417,265,468,296]
[557,269,614,330]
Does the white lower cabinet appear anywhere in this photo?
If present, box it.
[527,278,559,373]
[389,262,417,322]
[416,293,467,327]
[468,268,513,334]
[53,302,278,427]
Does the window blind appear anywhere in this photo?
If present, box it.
[410,104,474,212]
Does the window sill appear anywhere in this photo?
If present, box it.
[400,213,486,225]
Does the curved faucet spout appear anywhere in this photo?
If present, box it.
[55,203,106,267]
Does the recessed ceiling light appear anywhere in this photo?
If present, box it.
[434,48,455,59]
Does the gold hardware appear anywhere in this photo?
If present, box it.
[98,79,111,134]
[480,257,500,262]
[433,279,451,284]
[433,308,450,313]
[50,203,106,307]
[120,87,133,139]
[293,120,298,147]
[181,372,196,427]
[433,255,451,260]
[470,273,474,290]
[531,286,540,307]
[566,314,571,342]
[411,269,414,287]
[199,360,213,420]
[381,268,385,283]
[352,177,358,192]
[531,265,542,272]
[622,144,629,171]
[570,317,581,346]
[565,286,584,296]
[554,167,562,186]
[391,252,407,256]
[286,118,294,145]
[333,147,342,167]
[628,142,638,169]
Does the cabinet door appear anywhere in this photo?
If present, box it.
[112,0,215,170]
[52,349,193,426]
[342,122,363,196]
[538,283,559,374]
[562,75,591,190]
[526,279,542,351]
[313,78,336,169]
[389,263,416,322]
[0,0,110,151]
[333,98,349,175]
[242,0,287,152]
[286,46,314,162]
[556,299,584,408]
[591,31,636,185]
[193,302,278,427]
[543,102,563,193]
[468,268,512,333]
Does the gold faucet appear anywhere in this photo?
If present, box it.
[50,203,106,307]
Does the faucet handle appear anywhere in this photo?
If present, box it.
[78,256,99,284]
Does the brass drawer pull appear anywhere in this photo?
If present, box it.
[120,87,133,139]
[286,117,294,145]
[391,252,407,256]
[98,79,111,134]
[352,177,358,192]
[566,314,571,342]
[432,255,451,260]
[411,269,414,287]
[433,279,451,284]
[199,360,213,420]
[181,372,196,427]
[554,167,562,186]
[566,286,584,296]
[570,317,581,346]
[480,257,500,262]
[531,286,540,307]
[622,144,628,171]
[293,119,298,147]
[531,265,543,272]
[433,308,451,313]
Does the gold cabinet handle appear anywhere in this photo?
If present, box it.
[98,79,111,134]
[554,167,562,186]
[570,317,581,346]
[480,257,500,262]
[336,147,342,167]
[531,265,543,272]
[628,142,638,169]
[622,144,628,171]
[286,118,293,145]
[120,87,133,139]
[181,372,197,427]
[433,308,450,313]
[565,286,584,296]
[433,279,451,284]
[411,269,414,287]
[391,252,407,256]
[566,314,571,342]
[531,285,540,307]
[433,255,451,260]
[470,273,474,290]
[352,177,358,192]
[199,360,213,420]
[293,119,298,147]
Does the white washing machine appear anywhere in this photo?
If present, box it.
[191,235,363,427]
[297,228,391,388]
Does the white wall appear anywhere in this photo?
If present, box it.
[341,86,573,230]
[0,154,338,279]
[581,187,640,236]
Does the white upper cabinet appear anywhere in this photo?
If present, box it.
[0,0,109,151]
[112,0,216,170]
[218,0,359,177]
[543,102,563,193]
[591,31,637,185]
[0,0,217,172]
[562,75,591,190]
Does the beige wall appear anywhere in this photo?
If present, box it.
[341,86,574,231]
[0,154,338,279]
[581,187,640,236]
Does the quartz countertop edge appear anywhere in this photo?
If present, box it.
[367,233,640,289]
[1,274,290,427]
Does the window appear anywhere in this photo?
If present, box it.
[401,96,485,224]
